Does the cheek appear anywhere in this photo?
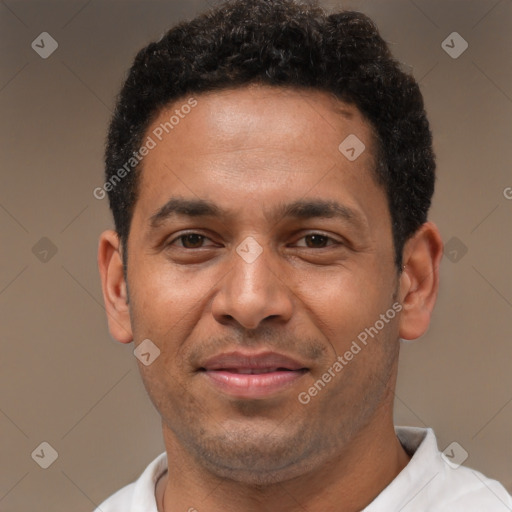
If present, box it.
[128,261,203,341]
[298,266,397,353]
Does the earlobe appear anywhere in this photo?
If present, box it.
[398,222,443,341]
[97,230,133,344]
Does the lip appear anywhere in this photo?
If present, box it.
[199,351,308,399]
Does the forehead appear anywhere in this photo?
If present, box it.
[145,85,376,161]
[134,85,385,226]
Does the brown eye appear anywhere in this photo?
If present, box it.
[178,233,206,248]
[304,235,328,247]
[304,234,330,248]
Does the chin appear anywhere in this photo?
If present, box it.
[200,453,318,487]
[182,426,325,486]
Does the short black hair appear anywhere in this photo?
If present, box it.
[104,0,435,270]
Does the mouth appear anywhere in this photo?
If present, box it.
[210,367,300,374]
[198,351,309,399]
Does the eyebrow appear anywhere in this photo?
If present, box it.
[149,197,364,229]
[150,197,222,228]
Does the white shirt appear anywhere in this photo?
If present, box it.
[95,426,512,511]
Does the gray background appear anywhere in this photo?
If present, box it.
[1,0,511,510]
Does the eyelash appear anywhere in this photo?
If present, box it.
[167,231,342,249]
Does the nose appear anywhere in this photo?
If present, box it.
[211,239,294,330]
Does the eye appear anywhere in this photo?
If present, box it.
[168,232,215,249]
[166,232,341,250]
[293,233,340,248]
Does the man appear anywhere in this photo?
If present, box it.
[96,0,512,510]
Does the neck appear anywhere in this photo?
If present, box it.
[156,419,410,512]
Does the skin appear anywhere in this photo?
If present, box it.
[98,84,443,512]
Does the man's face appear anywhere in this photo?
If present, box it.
[125,85,401,483]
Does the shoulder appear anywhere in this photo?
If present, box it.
[372,427,512,511]
[93,482,136,511]
[435,465,512,511]
[93,451,167,512]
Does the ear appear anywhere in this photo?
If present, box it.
[398,221,443,341]
[97,229,133,343]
